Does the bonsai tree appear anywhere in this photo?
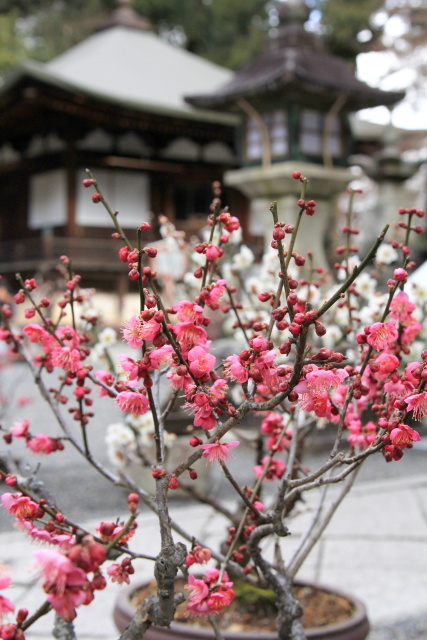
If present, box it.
[0,170,425,640]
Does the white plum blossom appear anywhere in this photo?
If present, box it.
[183,271,201,291]
[226,226,243,245]
[106,423,137,467]
[232,245,255,271]
[358,292,389,325]
[408,282,427,306]
[90,342,108,365]
[321,324,343,350]
[337,256,361,281]
[82,306,99,322]
[97,327,118,347]
[375,243,398,265]
[354,272,377,299]
[127,412,176,448]
[190,251,206,267]
[297,284,321,306]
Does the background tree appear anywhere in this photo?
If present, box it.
[0,0,425,79]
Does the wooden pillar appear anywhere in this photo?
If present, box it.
[65,142,78,238]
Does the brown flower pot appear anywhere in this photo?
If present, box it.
[113,579,370,640]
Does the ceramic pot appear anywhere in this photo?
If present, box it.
[113,579,370,640]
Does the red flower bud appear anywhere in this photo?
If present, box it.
[273,227,285,241]
[127,493,139,512]
[128,268,140,282]
[314,321,326,336]
[168,475,179,490]
[92,193,102,203]
[151,468,166,479]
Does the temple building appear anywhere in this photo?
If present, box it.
[0,0,242,290]
[0,0,405,288]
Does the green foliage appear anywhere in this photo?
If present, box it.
[318,0,385,59]
[233,579,276,607]
[0,12,26,76]
[21,0,115,63]
[0,0,269,72]
[134,0,269,69]
[0,0,420,77]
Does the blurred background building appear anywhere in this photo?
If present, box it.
[0,0,426,295]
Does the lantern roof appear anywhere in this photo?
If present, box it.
[186,0,404,113]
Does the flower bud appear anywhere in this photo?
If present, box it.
[151,468,166,479]
[168,475,179,490]
[127,493,139,512]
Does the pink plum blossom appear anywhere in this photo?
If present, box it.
[260,412,283,435]
[17,520,75,549]
[186,569,234,616]
[94,370,115,396]
[26,434,59,454]
[198,279,227,308]
[253,456,286,481]
[0,566,14,621]
[0,595,14,620]
[173,322,208,356]
[106,558,134,585]
[22,323,51,348]
[393,268,407,281]
[187,346,216,379]
[118,356,139,380]
[34,549,89,622]
[204,244,224,261]
[223,354,249,383]
[148,344,174,369]
[172,301,205,324]
[185,545,211,566]
[199,440,239,463]
[294,365,349,418]
[10,420,30,438]
[401,321,421,345]
[1,493,40,520]
[389,424,420,448]
[390,291,415,323]
[373,353,400,379]
[122,316,145,349]
[366,321,398,351]
[116,391,149,415]
[404,393,427,420]
[51,347,82,373]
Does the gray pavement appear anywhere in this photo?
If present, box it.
[1,361,427,638]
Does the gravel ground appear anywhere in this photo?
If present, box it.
[369,614,427,639]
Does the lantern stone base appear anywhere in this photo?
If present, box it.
[225,161,353,268]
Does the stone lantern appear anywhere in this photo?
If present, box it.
[187,0,404,266]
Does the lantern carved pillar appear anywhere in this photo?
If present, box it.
[225,160,352,268]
